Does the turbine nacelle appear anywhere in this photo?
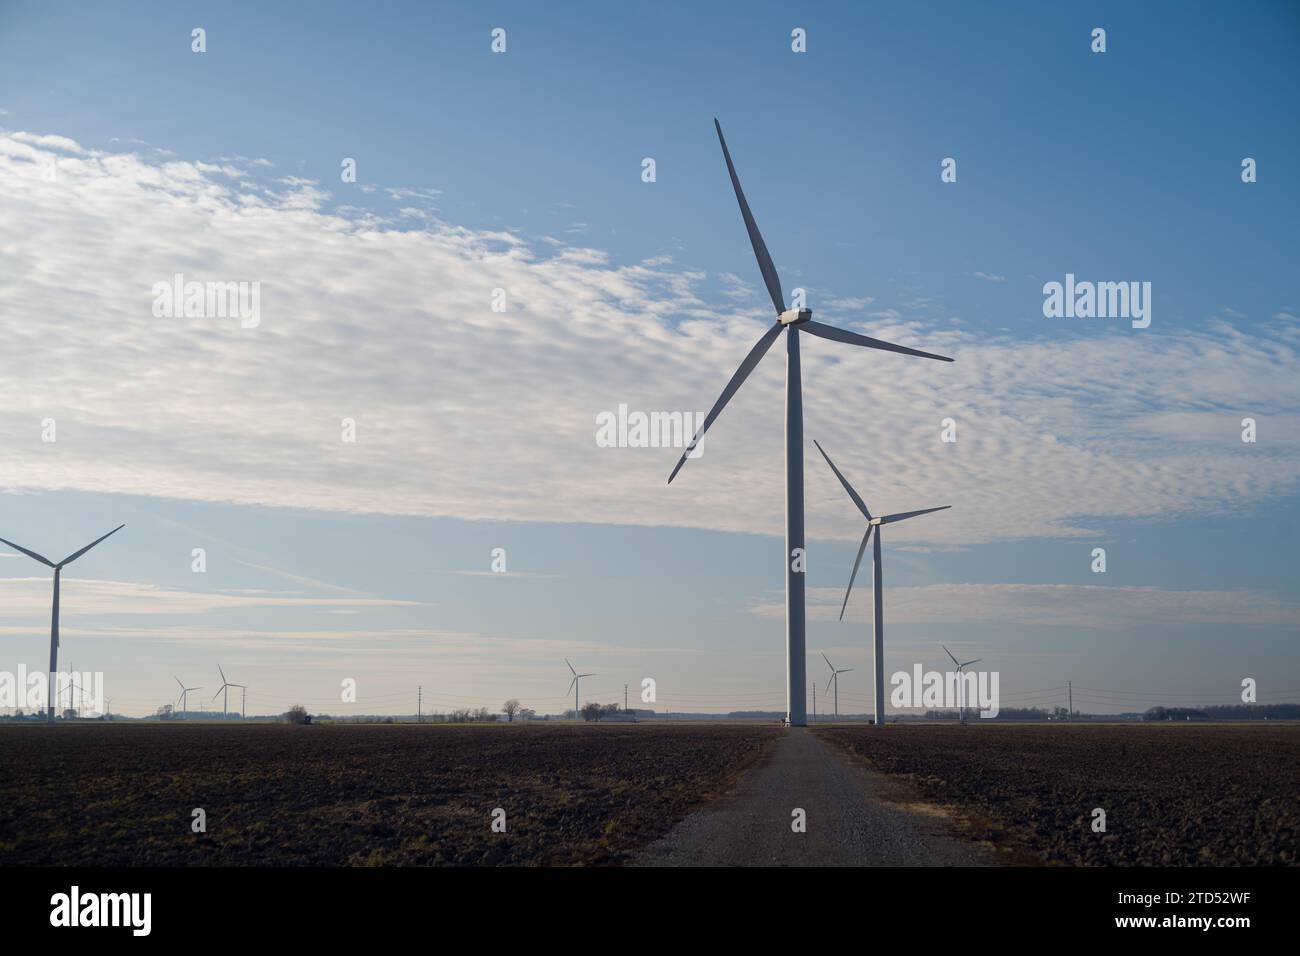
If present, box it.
[778,308,812,326]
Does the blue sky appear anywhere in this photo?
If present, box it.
[0,1,1297,716]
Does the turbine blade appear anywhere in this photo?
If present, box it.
[825,675,835,693]
[579,673,595,678]
[942,645,961,667]
[812,440,872,520]
[962,659,981,668]
[822,652,834,672]
[668,322,783,483]
[841,668,854,674]
[566,677,576,695]
[881,505,951,524]
[57,524,125,567]
[565,658,576,675]
[0,535,56,568]
[714,119,785,315]
[175,676,184,690]
[219,664,227,683]
[212,688,223,701]
[802,321,953,362]
[839,526,873,621]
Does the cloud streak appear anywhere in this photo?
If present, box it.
[753,583,1300,629]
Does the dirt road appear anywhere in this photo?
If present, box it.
[633,727,995,866]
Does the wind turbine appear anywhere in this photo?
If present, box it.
[0,525,124,724]
[814,440,950,727]
[565,659,594,720]
[212,665,245,719]
[175,677,202,717]
[57,672,85,718]
[942,645,982,724]
[668,121,953,727]
[821,652,853,719]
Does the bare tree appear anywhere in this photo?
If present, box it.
[582,701,603,722]
[503,699,521,722]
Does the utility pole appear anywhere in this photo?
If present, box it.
[1068,681,1072,721]
[812,681,816,722]
[624,683,628,713]
[241,686,246,719]
[418,686,422,723]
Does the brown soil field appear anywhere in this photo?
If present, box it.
[814,723,1299,866]
[0,723,779,866]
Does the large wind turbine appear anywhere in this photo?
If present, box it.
[212,665,245,719]
[942,645,982,724]
[821,653,853,719]
[565,659,594,720]
[668,121,953,727]
[814,440,949,727]
[175,677,202,717]
[0,525,124,724]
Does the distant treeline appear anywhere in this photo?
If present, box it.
[1143,704,1300,720]
[917,704,1300,721]
[923,707,1058,720]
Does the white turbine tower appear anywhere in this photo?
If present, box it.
[815,440,950,728]
[565,659,594,720]
[212,665,245,719]
[821,653,853,719]
[943,645,982,724]
[0,525,124,723]
[175,677,202,717]
[668,120,953,727]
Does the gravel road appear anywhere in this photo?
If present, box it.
[633,727,996,866]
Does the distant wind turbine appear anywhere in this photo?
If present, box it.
[815,440,950,727]
[821,653,853,719]
[0,525,124,723]
[212,665,246,719]
[668,121,952,727]
[175,677,202,717]
[57,672,85,717]
[565,659,594,720]
[943,645,982,724]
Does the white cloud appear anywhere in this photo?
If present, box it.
[823,295,875,311]
[973,271,1006,282]
[753,583,1300,628]
[0,577,423,616]
[0,130,1297,547]
[6,131,87,154]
